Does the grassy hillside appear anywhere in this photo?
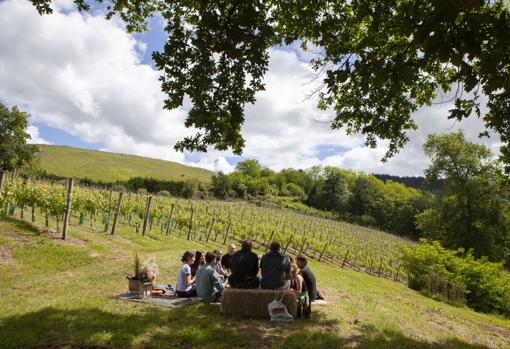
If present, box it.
[35,144,214,183]
[1,216,509,349]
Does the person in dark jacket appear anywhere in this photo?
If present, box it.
[260,241,291,289]
[228,240,259,288]
[296,255,317,301]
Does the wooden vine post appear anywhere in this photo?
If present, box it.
[104,188,113,232]
[378,258,384,277]
[110,192,123,235]
[265,230,275,251]
[62,178,74,240]
[341,249,350,268]
[223,219,231,245]
[141,196,152,236]
[165,204,175,236]
[205,216,216,243]
[394,264,401,281]
[187,207,194,241]
[319,242,328,262]
[298,237,307,256]
[283,233,294,255]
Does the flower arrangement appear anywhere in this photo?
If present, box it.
[127,254,159,294]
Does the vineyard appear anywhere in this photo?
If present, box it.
[0,173,413,282]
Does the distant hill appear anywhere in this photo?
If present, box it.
[35,145,214,183]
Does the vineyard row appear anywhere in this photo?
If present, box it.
[0,174,412,283]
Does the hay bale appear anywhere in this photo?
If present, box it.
[221,288,297,318]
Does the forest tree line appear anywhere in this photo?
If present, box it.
[210,162,434,239]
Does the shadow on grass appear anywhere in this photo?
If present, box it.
[0,303,339,349]
[273,324,492,349]
[0,304,492,349]
[4,217,42,236]
[0,303,245,349]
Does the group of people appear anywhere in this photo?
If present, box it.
[175,240,319,309]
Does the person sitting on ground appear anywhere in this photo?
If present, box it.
[290,263,311,318]
[196,252,225,302]
[191,250,204,277]
[289,263,305,293]
[212,250,228,279]
[260,241,291,290]
[296,255,318,301]
[221,243,236,272]
[228,240,260,289]
[176,251,197,298]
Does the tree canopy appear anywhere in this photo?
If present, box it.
[29,1,510,168]
[417,131,510,262]
[0,103,38,171]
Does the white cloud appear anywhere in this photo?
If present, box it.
[27,125,50,145]
[186,152,236,174]
[0,0,188,163]
[240,49,366,171]
[0,0,501,177]
[53,0,75,10]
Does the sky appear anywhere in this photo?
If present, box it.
[0,0,502,176]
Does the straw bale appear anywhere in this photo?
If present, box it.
[221,288,297,318]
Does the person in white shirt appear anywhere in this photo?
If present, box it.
[176,251,197,297]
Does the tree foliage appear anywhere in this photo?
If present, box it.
[0,103,38,171]
[417,131,510,262]
[29,1,510,168]
[235,159,263,178]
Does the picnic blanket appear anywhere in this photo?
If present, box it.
[117,292,202,308]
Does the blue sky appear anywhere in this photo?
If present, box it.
[133,16,167,68]
[36,124,104,149]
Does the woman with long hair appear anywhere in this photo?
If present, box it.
[176,251,197,298]
[191,250,205,277]
[290,263,311,318]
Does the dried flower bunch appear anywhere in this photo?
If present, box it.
[128,254,158,282]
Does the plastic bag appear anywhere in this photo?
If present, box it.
[268,299,294,322]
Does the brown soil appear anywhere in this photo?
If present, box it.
[0,245,14,264]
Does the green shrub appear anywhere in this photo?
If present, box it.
[400,240,510,316]
[112,185,126,192]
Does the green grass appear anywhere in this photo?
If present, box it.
[35,144,214,183]
[1,217,510,349]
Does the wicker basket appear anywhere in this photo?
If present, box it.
[128,279,143,294]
